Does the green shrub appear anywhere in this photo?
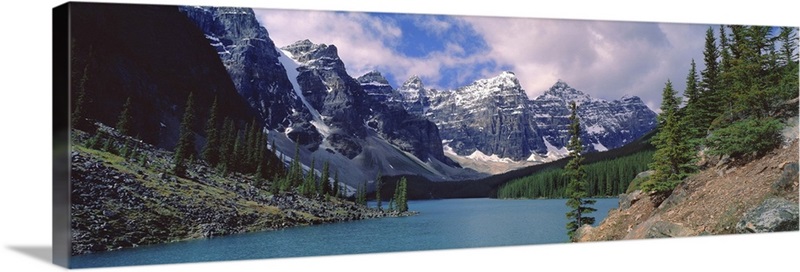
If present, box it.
[706,118,783,158]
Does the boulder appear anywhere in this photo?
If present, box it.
[635,170,655,180]
[624,214,694,239]
[574,224,594,241]
[735,197,799,233]
[772,162,798,193]
[644,221,694,238]
[618,190,643,210]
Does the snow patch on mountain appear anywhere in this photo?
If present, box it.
[277,48,331,137]
[544,137,570,158]
[592,142,608,152]
[466,150,517,163]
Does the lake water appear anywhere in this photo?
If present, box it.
[70,198,618,268]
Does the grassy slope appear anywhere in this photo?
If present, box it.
[70,130,387,255]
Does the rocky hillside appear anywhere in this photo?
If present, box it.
[577,138,799,241]
[70,128,408,255]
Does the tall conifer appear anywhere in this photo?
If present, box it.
[645,80,695,193]
[202,97,220,166]
[564,101,596,241]
[173,93,196,176]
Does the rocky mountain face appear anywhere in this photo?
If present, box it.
[394,75,657,163]
[180,8,463,184]
[357,70,401,105]
[413,72,545,161]
[280,39,371,157]
[179,6,312,134]
[529,80,658,154]
[283,41,457,166]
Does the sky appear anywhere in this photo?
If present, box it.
[254,9,725,111]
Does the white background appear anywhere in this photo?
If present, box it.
[1,0,798,271]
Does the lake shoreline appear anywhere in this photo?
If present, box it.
[70,198,618,268]
[70,131,417,257]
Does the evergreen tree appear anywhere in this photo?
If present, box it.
[333,170,340,198]
[375,171,383,211]
[232,130,244,172]
[644,80,695,193]
[391,180,401,211]
[288,141,303,188]
[356,181,367,206]
[776,27,799,102]
[321,161,332,196]
[396,177,409,212]
[173,93,196,176]
[682,60,705,143]
[255,163,264,188]
[202,97,220,166]
[698,27,721,127]
[564,101,596,241]
[72,64,90,131]
[218,117,236,174]
[246,119,259,171]
[115,97,132,136]
[303,158,317,197]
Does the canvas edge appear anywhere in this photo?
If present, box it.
[52,1,71,268]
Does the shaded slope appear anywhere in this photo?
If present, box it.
[69,3,257,148]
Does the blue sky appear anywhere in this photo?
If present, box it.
[253,7,790,112]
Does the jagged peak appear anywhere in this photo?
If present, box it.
[289,39,314,47]
[492,71,520,86]
[402,75,424,90]
[280,39,342,65]
[620,94,642,102]
[533,80,596,105]
[463,71,522,91]
[357,70,390,85]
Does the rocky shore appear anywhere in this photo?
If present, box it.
[576,140,799,241]
[70,132,415,255]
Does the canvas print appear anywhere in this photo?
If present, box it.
[55,1,799,269]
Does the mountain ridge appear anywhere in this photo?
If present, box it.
[385,72,657,171]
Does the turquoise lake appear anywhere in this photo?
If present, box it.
[70,198,618,268]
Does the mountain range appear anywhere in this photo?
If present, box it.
[69,4,657,192]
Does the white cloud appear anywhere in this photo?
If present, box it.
[462,16,710,109]
[256,8,715,111]
[412,15,453,36]
[255,9,482,88]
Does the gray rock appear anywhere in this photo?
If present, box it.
[644,221,694,238]
[736,197,799,233]
[618,190,643,210]
[574,224,594,241]
[772,162,798,193]
[657,181,691,211]
[635,170,655,180]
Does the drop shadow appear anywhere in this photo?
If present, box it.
[7,246,52,264]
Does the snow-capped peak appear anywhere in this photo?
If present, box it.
[402,75,424,90]
[539,80,593,104]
